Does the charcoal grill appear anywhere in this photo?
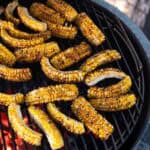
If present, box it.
[0,0,150,150]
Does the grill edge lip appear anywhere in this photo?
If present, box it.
[92,0,150,149]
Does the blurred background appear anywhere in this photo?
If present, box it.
[104,0,150,40]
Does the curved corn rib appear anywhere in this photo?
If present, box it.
[0,29,44,48]
[51,42,92,70]
[89,94,137,111]
[47,103,85,134]
[0,64,32,82]
[71,97,114,140]
[0,93,24,106]
[4,0,20,25]
[0,20,51,40]
[28,106,64,150]
[75,12,105,46]
[30,2,65,25]
[0,43,16,66]
[47,22,77,39]
[25,84,79,105]
[17,6,47,32]
[88,76,132,98]
[85,68,127,86]
[80,49,121,73]
[41,57,85,83]
[47,0,78,22]
[15,42,60,63]
[8,104,42,146]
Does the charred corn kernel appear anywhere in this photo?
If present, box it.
[0,29,44,48]
[0,93,24,106]
[47,0,78,22]
[15,42,60,63]
[8,104,42,146]
[17,6,47,32]
[85,68,127,86]
[75,12,105,46]
[41,57,85,83]
[80,49,121,73]
[0,64,32,82]
[47,103,85,134]
[28,106,64,150]
[47,22,77,39]
[0,43,16,66]
[30,2,65,25]
[89,94,137,111]
[25,84,79,105]
[4,0,20,25]
[71,97,114,140]
[88,76,132,98]
[51,42,92,70]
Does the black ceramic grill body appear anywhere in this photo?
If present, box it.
[0,0,150,150]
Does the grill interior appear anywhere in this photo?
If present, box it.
[0,0,147,150]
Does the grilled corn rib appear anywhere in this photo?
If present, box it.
[51,42,92,70]
[71,97,114,140]
[0,29,44,48]
[47,0,78,22]
[28,106,64,150]
[17,6,47,32]
[41,57,85,83]
[30,2,65,25]
[4,0,20,25]
[0,64,32,82]
[88,76,132,98]
[15,42,60,63]
[80,49,121,73]
[25,84,79,105]
[0,20,51,40]
[47,103,85,134]
[8,104,42,146]
[0,93,24,106]
[85,68,127,86]
[47,22,77,39]
[0,43,16,66]
[75,12,105,46]
[89,94,137,111]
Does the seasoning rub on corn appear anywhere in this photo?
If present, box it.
[28,106,64,150]
[71,97,114,140]
[8,104,42,146]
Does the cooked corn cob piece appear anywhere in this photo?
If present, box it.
[47,22,77,39]
[25,84,79,105]
[47,0,78,22]
[8,104,42,146]
[88,76,132,98]
[41,57,85,83]
[89,94,136,111]
[71,97,114,140]
[0,64,32,82]
[28,106,64,150]
[51,42,92,70]
[4,0,20,25]
[17,6,47,32]
[15,42,60,63]
[75,12,105,46]
[0,20,51,40]
[0,43,16,66]
[80,50,121,73]
[85,68,126,86]
[0,93,24,106]
[30,2,65,25]
[0,29,44,48]
[47,103,85,134]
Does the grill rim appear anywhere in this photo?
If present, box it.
[91,0,150,149]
